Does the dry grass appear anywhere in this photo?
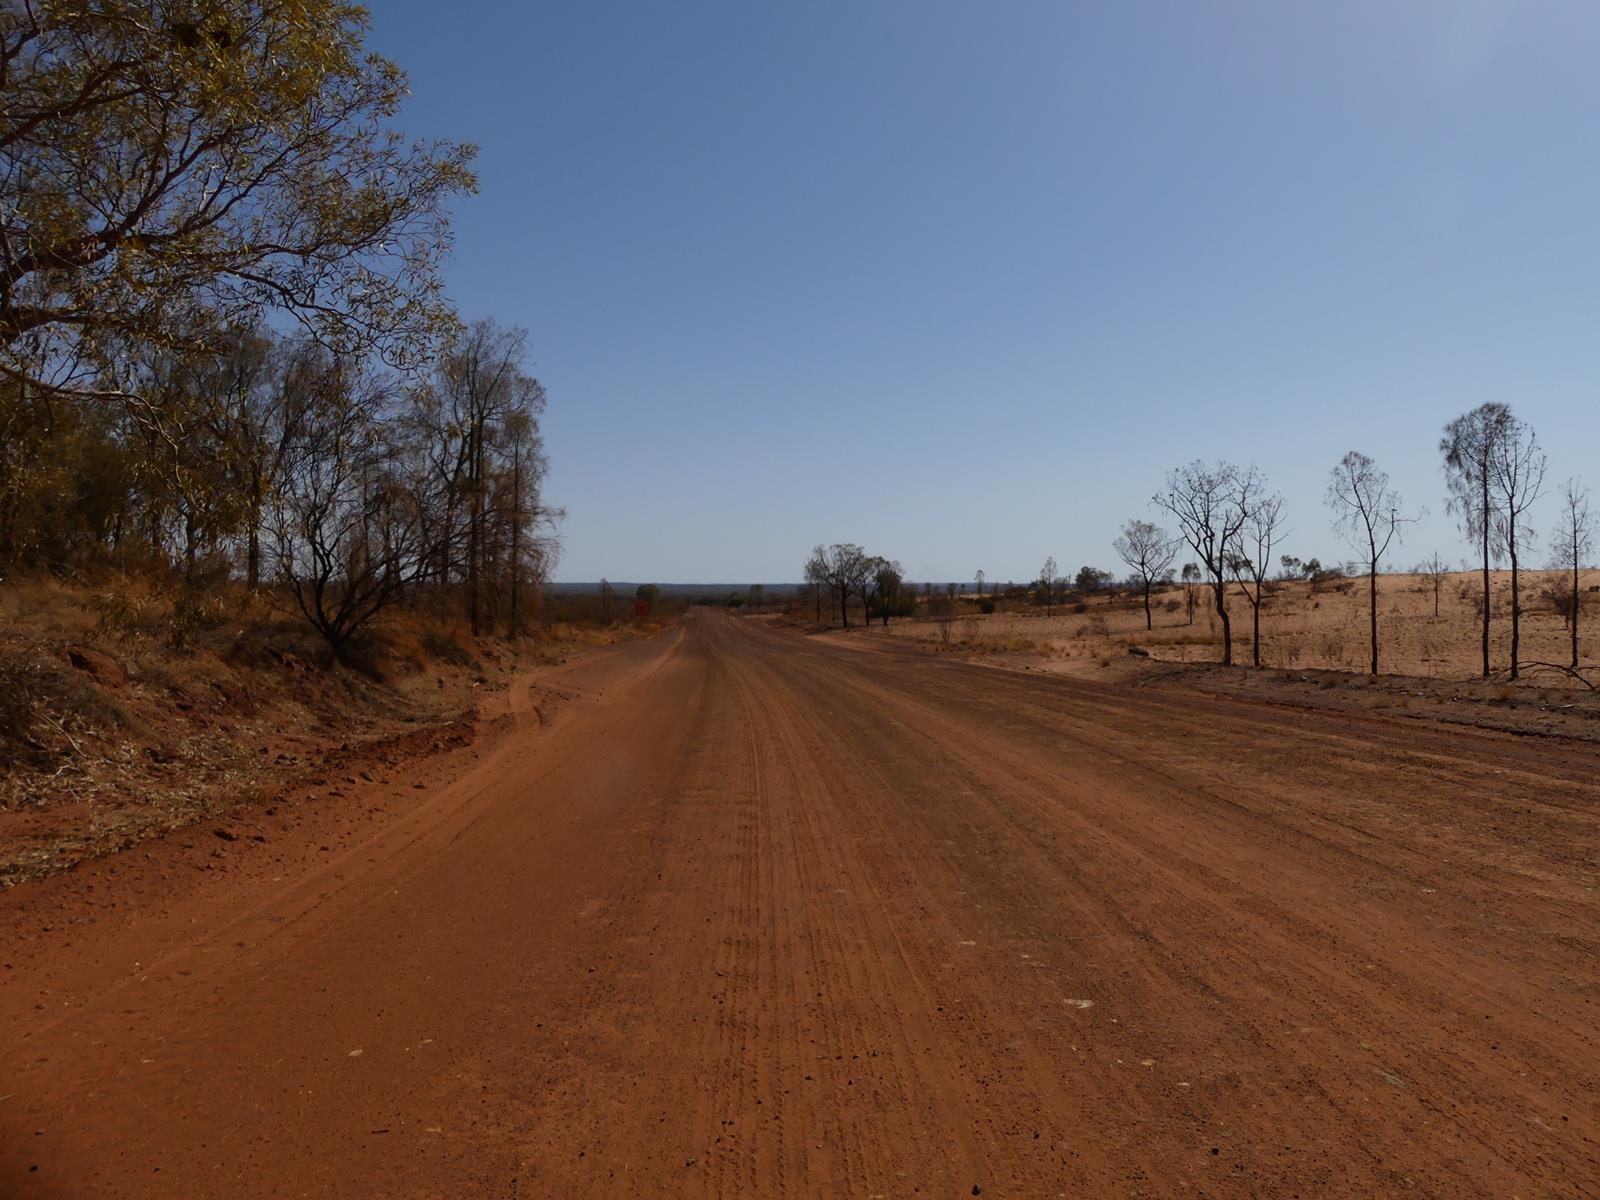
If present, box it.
[0,574,674,884]
[846,570,1597,687]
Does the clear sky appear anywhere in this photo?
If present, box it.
[368,1,1600,584]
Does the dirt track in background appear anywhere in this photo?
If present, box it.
[3,610,1598,1197]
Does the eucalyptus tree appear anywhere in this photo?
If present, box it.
[0,0,476,422]
[1327,452,1416,676]
[1181,562,1201,624]
[267,358,427,665]
[874,559,906,626]
[409,321,547,635]
[1115,519,1178,630]
[1490,414,1546,678]
[1156,461,1261,666]
[811,543,869,628]
[1442,404,1511,678]
[1416,552,1449,619]
[803,550,827,622]
[1549,480,1594,671]
[1227,491,1285,668]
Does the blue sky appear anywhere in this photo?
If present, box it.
[370,1,1600,583]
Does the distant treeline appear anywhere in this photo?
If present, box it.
[803,406,1591,682]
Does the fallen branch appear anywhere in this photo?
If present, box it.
[1516,661,1599,692]
[40,711,86,756]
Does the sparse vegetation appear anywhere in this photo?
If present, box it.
[1326,451,1416,676]
[1155,461,1262,667]
[1442,404,1509,678]
[1548,480,1594,672]
[1227,489,1285,669]
[1114,519,1178,631]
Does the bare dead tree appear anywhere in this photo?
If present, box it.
[973,568,985,598]
[1039,556,1058,617]
[1156,461,1258,666]
[1490,414,1546,679]
[1549,479,1594,671]
[1327,451,1418,676]
[1114,518,1178,631]
[1181,562,1200,625]
[1442,404,1510,678]
[1226,492,1284,668]
[1416,551,1449,619]
[267,362,429,665]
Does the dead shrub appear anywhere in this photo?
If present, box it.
[166,589,230,648]
[420,627,479,669]
[0,648,133,777]
[1319,631,1347,668]
[90,585,160,642]
[1542,584,1579,629]
[336,633,391,679]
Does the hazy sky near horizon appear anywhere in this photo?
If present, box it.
[370,2,1600,583]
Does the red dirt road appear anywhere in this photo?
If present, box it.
[4,611,1599,1197]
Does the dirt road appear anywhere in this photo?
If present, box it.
[4,610,1598,1197]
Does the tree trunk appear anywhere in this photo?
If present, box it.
[508,451,522,637]
[1214,576,1232,666]
[1572,557,1581,670]
[1143,580,1152,630]
[183,510,198,585]
[1508,518,1520,680]
[814,583,821,623]
[245,466,263,589]
[466,426,483,637]
[838,585,849,628]
[1251,590,1261,667]
[246,526,260,590]
[1369,561,1379,676]
[1480,469,1491,679]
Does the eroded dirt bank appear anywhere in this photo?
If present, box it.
[2,611,1596,1197]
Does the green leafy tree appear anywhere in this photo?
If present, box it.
[872,558,904,626]
[0,0,477,412]
[1074,564,1111,594]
